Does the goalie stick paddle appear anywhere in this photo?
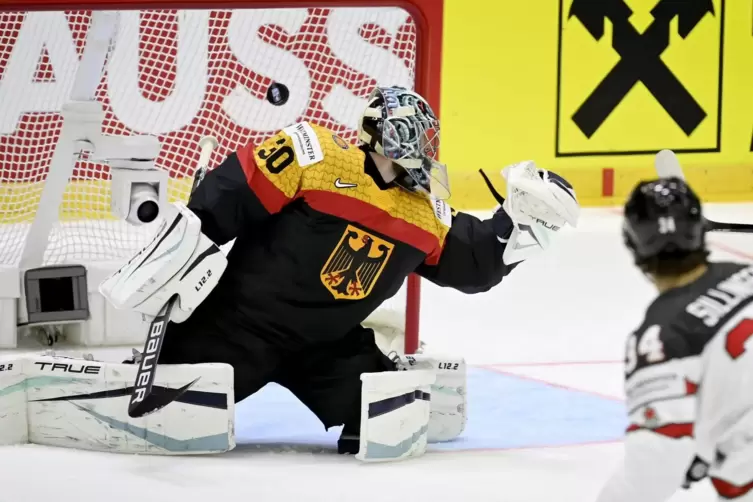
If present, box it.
[127,136,220,418]
[654,149,753,234]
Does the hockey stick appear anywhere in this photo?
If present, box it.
[127,136,219,418]
[654,150,753,234]
[128,294,179,417]
[478,169,505,205]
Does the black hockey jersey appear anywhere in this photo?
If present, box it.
[181,122,516,349]
[625,262,753,384]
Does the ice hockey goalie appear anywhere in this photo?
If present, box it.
[0,86,580,461]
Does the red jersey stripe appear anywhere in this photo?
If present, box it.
[237,144,290,214]
[626,422,694,439]
[711,477,753,499]
[299,189,441,258]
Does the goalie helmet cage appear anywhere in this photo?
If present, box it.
[0,0,443,353]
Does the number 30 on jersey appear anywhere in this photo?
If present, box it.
[625,325,666,374]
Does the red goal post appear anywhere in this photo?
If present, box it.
[0,0,443,353]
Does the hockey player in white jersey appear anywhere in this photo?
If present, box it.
[596,177,753,501]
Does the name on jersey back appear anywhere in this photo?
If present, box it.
[686,266,753,327]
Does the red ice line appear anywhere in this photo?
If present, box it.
[429,363,626,454]
[434,438,622,454]
[483,360,622,368]
[478,364,624,402]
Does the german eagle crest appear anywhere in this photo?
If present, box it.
[320,225,394,300]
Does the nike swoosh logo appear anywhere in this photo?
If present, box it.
[334,178,357,189]
[32,380,225,409]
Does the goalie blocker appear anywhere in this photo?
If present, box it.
[0,352,465,461]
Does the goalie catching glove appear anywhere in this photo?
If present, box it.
[492,160,580,265]
[100,202,227,322]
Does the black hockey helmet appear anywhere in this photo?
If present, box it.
[623,177,706,266]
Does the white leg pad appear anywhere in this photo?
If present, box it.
[0,355,235,455]
[356,369,434,462]
[0,359,27,446]
[399,354,467,442]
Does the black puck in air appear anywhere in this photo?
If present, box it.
[137,200,160,223]
[267,82,289,106]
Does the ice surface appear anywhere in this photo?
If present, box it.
[2,204,750,502]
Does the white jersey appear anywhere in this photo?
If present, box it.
[597,262,753,502]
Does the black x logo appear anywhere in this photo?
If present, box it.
[568,0,715,138]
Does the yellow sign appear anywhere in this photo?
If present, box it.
[320,225,393,300]
[555,0,724,156]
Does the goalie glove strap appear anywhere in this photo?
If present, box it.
[477,169,515,243]
[493,206,514,243]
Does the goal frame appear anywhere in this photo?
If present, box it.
[0,0,444,354]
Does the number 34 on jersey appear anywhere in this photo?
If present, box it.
[625,325,666,375]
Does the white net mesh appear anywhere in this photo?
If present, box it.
[0,8,417,263]
[0,7,417,344]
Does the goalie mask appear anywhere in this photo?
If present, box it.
[358,86,450,199]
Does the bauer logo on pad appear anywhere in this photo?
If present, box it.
[555,0,723,156]
[320,225,394,300]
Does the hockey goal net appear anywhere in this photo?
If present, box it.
[0,0,441,352]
